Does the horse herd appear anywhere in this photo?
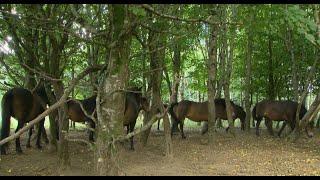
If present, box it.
[0,86,315,155]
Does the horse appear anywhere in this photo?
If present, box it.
[199,103,246,134]
[252,99,313,137]
[232,104,246,131]
[169,98,237,139]
[66,95,97,141]
[123,87,149,150]
[1,86,50,155]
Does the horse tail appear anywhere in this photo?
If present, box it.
[252,105,257,121]
[169,102,179,122]
[1,90,13,145]
[299,104,307,120]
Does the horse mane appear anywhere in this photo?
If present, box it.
[214,98,234,108]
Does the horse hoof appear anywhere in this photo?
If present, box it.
[182,136,186,139]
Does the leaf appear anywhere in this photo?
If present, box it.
[305,33,315,44]
[131,7,146,17]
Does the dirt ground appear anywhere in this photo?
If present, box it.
[1,127,320,176]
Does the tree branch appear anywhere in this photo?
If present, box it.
[140,4,242,26]
[0,65,104,146]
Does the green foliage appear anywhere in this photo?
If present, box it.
[0,4,319,106]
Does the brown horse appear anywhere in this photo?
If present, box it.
[66,95,97,141]
[252,100,313,137]
[123,87,149,150]
[169,98,237,139]
[1,87,50,155]
[200,103,246,134]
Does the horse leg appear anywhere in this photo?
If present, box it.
[171,120,178,137]
[15,121,24,154]
[201,122,208,135]
[88,120,95,142]
[129,121,136,150]
[241,119,245,131]
[27,126,33,148]
[36,119,45,149]
[179,120,186,139]
[255,118,262,136]
[157,119,160,131]
[41,123,49,144]
[265,119,274,136]
[278,121,287,137]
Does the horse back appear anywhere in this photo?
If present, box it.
[256,100,298,121]
[67,100,87,122]
[11,88,39,122]
[180,101,207,122]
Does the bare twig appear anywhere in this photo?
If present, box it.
[113,109,168,143]
[21,63,62,82]
[140,4,242,26]
[73,99,97,123]
[0,53,23,86]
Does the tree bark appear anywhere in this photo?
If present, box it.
[224,5,236,135]
[207,5,219,142]
[267,36,275,100]
[244,10,253,132]
[95,5,132,175]
[52,81,70,169]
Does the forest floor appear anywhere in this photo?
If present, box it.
[1,125,320,176]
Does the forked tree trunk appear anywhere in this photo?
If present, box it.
[95,5,132,175]
[207,5,219,142]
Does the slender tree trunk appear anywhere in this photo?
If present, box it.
[244,11,253,132]
[140,6,171,155]
[52,81,70,169]
[224,5,236,135]
[268,36,275,100]
[207,5,219,142]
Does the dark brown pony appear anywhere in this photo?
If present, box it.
[233,104,246,131]
[1,87,49,155]
[200,103,246,134]
[252,100,313,137]
[123,87,149,150]
[67,95,97,141]
[169,98,237,138]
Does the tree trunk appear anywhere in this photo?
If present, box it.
[285,5,299,101]
[52,81,70,169]
[95,5,131,175]
[224,5,236,135]
[244,10,253,132]
[267,36,275,100]
[207,5,219,142]
[141,12,168,146]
